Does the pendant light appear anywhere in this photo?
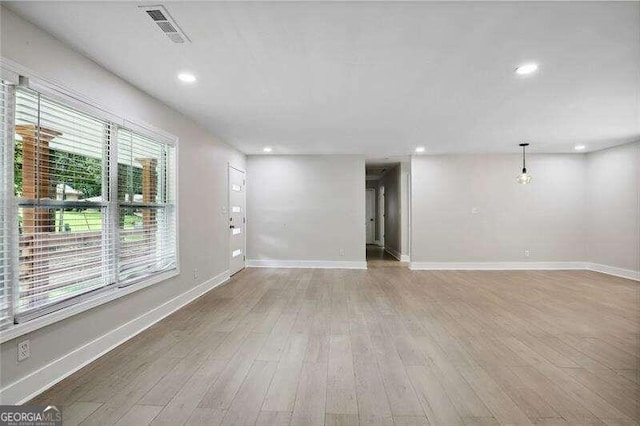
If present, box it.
[516,143,532,184]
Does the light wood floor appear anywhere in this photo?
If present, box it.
[366,245,403,268]
[31,267,639,425]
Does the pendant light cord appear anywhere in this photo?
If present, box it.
[520,143,528,173]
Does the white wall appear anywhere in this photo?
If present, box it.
[247,155,366,267]
[410,154,587,264]
[0,7,245,402]
[587,142,640,274]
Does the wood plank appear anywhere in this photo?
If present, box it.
[393,415,431,426]
[61,402,103,426]
[184,408,225,426]
[370,333,424,416]
[326,334,358,415]
[255,411,292,426]
[325,413,360,426]
[197,332,267,409]
[221,360,278,425]
[290,360,328,426]
[456,363,533,425]
[407,364,463,425]
[262,334,309,412]
[150,358,228,425]
[113,405,162,426]
[79,355,181,425]
[353,355,394,426]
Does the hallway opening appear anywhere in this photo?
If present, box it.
[365,159,410,266]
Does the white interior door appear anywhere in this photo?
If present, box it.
[366,189,375,244]
[229,166,246,275]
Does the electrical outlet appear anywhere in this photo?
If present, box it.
[193,268,198,279]
[524,249,530,257]
[18,340,30,362]
[339,249,345,257]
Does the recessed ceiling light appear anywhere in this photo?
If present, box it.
[177,72,196,83]
[574,145,586,151]
[263,147,272,153]
[515,63,539,75]
[415,146,425,153]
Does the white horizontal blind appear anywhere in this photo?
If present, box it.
[14,87,114,318]
[117,128,176,284]
[0,80,15,329]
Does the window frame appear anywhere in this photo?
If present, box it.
[0,78,16,331]
[0,60,180,344]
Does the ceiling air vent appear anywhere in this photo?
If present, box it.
[139,5,190,44]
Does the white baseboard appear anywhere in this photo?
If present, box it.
[408,261,640,281]
[384,247,410,262]
[247,259,367,269]
[0,270,230,405]
[585,263,640,281]
[409,261,585,271]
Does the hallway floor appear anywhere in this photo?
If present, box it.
[365,245,405,268]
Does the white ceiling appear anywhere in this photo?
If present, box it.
[6,1,639,155]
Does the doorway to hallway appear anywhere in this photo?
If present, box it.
[365,159,410,267]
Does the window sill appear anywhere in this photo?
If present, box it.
[0,269,179,344]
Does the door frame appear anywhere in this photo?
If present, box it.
[365,188,376,244]
[378,185,385,247]
[228,163,247,274]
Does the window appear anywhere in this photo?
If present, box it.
[0,81,14,329]
[0,82,177,327]
[117,129,176,284]
[14,87,113,319]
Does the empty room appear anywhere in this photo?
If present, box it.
[0,1,638,425]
